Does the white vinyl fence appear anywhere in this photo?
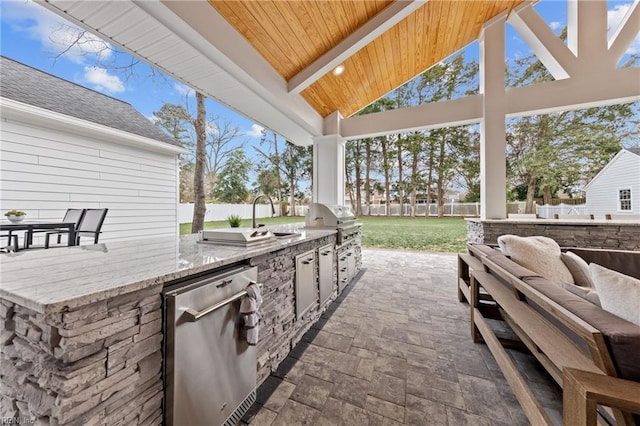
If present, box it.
[535,203,588,219]
[179,203,283,224]
[360,202,526,217]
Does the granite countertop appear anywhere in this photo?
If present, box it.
[0,223,336,314]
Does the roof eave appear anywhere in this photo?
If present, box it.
[0,97,189,156]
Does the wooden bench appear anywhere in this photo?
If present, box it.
[461,244,640,425]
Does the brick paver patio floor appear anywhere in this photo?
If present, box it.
[243,248,562,425]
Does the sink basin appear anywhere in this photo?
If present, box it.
[273,231,301,239]
[199,228,276,247]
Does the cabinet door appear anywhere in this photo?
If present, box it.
[318,244,334,305]
[295,250,316,319]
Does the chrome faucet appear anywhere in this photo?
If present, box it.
[252,194,276,229]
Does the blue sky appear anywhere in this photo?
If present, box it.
[1,0,638,152]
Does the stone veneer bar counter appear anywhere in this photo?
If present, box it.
[466,218,640,250]
[0,224,358,425]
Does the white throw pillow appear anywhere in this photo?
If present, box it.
[561,251,595,288]
[561,282,601,306]
[497,235,574,284]
[589,263,640,326]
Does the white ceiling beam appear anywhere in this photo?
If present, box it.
[608,0,640,64]
[287,0,427,94]
[342,63,640,141]
[508,2,579,80]
[506,67,640,117]
[340,95,483,140]
[156,0,323,143]
[567,0,609,69]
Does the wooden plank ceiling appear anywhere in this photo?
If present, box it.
[209,0,523,118]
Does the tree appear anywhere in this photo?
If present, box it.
[214,150,252,203]
[506,47,637,213]
[255,131,283,208]
[204,119,245,200]
[153,103,194,202]
[192,92,207,233]
[255,131,311,216]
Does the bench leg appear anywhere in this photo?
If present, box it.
[470,275,483,343]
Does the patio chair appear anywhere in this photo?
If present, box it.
[554,214,594,220]
[1,233,19,252]
[27,208,85,249]
[45,208,108,248]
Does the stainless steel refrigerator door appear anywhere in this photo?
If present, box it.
[165,266,257,426]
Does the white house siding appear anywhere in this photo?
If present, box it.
[0,117,180,243]
[585,150,640,219]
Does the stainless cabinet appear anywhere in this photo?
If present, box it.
[295,250,316,319]
[338,250,348,293]
[338,248,356,293]
[346,249,356,281]
[318,244,334,305]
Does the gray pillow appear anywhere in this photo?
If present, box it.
[561,282,601,306]
[561,251,595,288]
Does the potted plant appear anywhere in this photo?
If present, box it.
[5,210,26,223]
[227,214,242,228]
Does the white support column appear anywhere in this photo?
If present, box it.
[313,135,345,205]
[479,13,507,220]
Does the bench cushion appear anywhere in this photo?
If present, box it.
[523,275,640,383]
[569,248,640,280]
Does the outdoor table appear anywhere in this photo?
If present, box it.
[0,221,77,248]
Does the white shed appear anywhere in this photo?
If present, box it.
[584,148,640,219]
[0,56,187,243]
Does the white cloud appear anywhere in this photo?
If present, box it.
[83,67,125,93]
[246,123,265,138]
[173,82,193,97]
[548,21,563,32]
[1,0,112,64]
[608,3,640,55]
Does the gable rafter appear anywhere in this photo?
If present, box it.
[608,0,640,64]
[567,0,610,69]
[508,2,579,80]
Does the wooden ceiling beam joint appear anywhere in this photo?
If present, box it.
[287,0,427,95]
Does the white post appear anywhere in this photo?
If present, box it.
[312,112,346,205]
[479,13,508,219]
[313,134,345,205]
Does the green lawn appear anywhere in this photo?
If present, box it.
[181,216,467,253]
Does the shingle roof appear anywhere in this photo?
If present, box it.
[0,56,177,145]
[627,147,640,156]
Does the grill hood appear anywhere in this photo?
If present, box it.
[305,203,356,227]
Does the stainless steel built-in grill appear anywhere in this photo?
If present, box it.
[304,203,360,245]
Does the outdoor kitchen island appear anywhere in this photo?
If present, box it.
[0,223,362,425]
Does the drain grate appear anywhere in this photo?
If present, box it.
[224,390,256,426]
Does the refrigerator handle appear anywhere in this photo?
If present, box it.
[182,283,263,322]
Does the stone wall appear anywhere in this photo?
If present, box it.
[0,233,362,423]
[250,234,343,384]
[467,219,640,250]
[0,285,164,425]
